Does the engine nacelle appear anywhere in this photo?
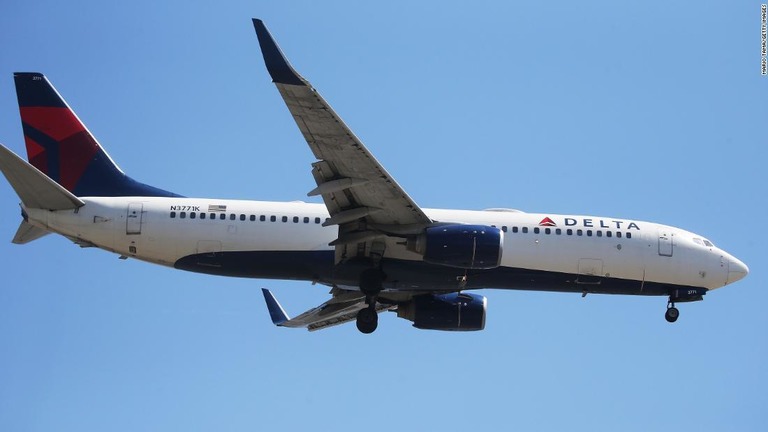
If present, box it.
[408,224,503,269]
[397,293,487,331]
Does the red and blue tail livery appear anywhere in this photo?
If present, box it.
[14,73,179,198]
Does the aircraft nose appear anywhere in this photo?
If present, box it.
[727,256,749,284]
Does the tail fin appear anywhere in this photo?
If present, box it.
[14,73,180,198]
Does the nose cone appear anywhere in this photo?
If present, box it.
[727,256,749,284]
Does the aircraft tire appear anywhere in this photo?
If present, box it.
[356,308,378,334]
[665,307,679,323]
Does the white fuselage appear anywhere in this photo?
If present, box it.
[22,196,746,293]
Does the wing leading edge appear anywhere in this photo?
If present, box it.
[252,19,433,264]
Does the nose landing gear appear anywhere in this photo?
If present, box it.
[663,288,707,323]
[665,301,680,323]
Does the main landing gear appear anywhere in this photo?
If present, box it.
[356,307,378,334]
[665,300,680,323]
[355,267,385,334]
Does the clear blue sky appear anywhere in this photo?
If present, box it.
[1,1,766,431]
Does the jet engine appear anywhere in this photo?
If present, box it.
[407,224,503,269]
[396,292,487,331]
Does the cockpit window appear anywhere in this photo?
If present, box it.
[693,237,714,247]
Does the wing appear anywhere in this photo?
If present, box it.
[252,20,433,264]
[261,288,394,332]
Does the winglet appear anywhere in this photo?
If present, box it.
[261,288,290,326]
[252,19,306,86]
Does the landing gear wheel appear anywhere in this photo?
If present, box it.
[665,306,679,323]
[356,308,378,334]
[356,266,384,334]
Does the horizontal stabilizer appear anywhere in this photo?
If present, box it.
[12,220,50,244]
[0,143,84,210]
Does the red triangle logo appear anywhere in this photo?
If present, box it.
[539,217,556,227]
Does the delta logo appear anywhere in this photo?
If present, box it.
[538,217,557,227]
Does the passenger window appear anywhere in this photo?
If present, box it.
[522,227,529,233]
[502,226,508,233]
[596,231,602,237]
[567,229,573,235]
[209,213,215,219]
[545,228,551,235]
[555,228,562,235]
[626,232,632,239]
[315,217,321,224]
[303,217,309,223]
[230,214,236,221]
[240,214,246,221]
[606,231,612,238]
[270,216,276,222]
[293,216,299,223]
[250,215,256,221]
[577,229,583,236]
[180,212,186,219]
[200,213,206,220]
[260,215,266,222]
[218,214,225,220]
[512,227,519,233]
[534,227,540,234]
[190,212,196,219]
[586,230,592,237]
[282,216,288,222]
[616,232,622,238]
[170,211,176,218]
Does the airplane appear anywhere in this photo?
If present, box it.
[0,19,749,334]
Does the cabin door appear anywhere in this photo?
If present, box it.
[658,229,673,257]
[126,203,143,235]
